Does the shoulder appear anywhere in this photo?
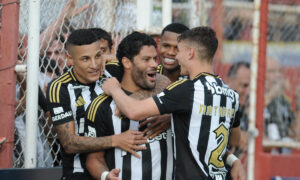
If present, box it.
[154,74,171,94]
[165,79,190,91]
[47,72,73,103]
[86,94,112,123]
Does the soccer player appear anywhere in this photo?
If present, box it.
[102,27,245,180]
[85,32,173,180]
[46,29,147,180]
[157,23,189,83]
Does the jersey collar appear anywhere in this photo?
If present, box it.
[193,72,219,80]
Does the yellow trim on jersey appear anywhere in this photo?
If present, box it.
[87,94,109,122]
[157,64,163,74]
[106,60,119,66]
[69,70,77,81]
[166,79,187,90]
[49,73,72,103]
[193,72,219,80]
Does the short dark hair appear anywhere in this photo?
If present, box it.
[117,32,157,62]
[161,23,189,36]
[89,28,113,50]
[227,61,250,78]
[66,29,98,52]
[178,26,218,63]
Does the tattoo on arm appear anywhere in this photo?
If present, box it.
[55,121,113,154]
[130,74,171,100]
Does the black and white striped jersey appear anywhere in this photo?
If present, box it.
[153,73,240,180]
[46,61,122,178]
[85,94,173,180]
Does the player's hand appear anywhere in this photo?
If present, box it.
[112,130,148,159]
[106,169,121,180]
[231,159,246,180]
[102,77,121,96]
[99,54,118,76]
[139,114,171,139]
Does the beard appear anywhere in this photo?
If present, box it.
[131,65,155,90]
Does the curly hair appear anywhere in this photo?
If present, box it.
[116,32,157,62]
[178,26,218,63]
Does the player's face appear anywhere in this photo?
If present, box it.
[68,41,102,84]
[99,38,111,55]
[232,66,250,107]
[158,31,180,72]
[176,42,189,76]
[131,45,158,90]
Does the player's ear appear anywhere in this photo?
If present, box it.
[188,47,195,60]
[121,57,132,69]
[66,53,74,66]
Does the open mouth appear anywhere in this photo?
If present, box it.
[163,58,176,65]
[146,71,157,81]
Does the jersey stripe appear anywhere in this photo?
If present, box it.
[49,73,71,103]
[188,80,208,176]
[87,94,108,122]
[197,77,212,176]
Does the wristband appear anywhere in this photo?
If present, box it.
[101,171,109,180]
[226,154,239,167]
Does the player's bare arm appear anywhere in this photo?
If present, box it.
[102,77,160,120]
[86,151,121,180]
[55,121,147,155]
[129,74,171,138]
[229,126,241,147]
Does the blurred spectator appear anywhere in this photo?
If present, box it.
[45,35,68,74]
[264,57,296,153]
[39,56,60,95]
[227,61,250,156]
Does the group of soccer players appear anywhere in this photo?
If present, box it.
[46,23,246,180]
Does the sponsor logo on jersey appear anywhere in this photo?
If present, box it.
[52,111,72,121]
[148,131,168,143]
[205,82,235,101]
[53,107,64,115]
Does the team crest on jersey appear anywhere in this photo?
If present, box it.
[75,96,86,107]
[86,126,96,137]
[205,82,235,102]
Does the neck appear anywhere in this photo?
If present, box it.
[163,69,181,83]
[188,60,214,80]
[120,72,141,93]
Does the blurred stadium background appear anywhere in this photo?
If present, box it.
[0,0,300,179]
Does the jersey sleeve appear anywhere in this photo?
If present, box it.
[232,108,241,128]
[153,79,193,114]
[105,61,123,82]
[46,81,73,126]
[84,94,112,138]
